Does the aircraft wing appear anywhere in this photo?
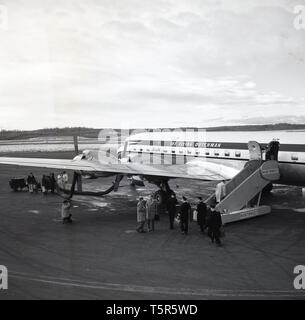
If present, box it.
[0,157,239,181]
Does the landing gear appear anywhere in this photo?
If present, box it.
[154,189,167,205]
[56,172,123,199]
[153,180,175,205]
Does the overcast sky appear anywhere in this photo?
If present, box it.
[0,0,304,130]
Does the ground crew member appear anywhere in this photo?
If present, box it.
[166,194,178,229]
[180,196,191,235]
[41,175,48,195]
[50,173,56,193]
[62,171,69,189]
[136,197,146,233]
[57,173,63,188]
[215,180,226,203]
[207,204,222,245]
[146,195,157,232]
[197,197,207,233]
[27,173,37,193]
[61,199,72,223]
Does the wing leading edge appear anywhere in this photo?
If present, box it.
[0,157,239,181]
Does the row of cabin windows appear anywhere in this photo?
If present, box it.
[130,148,242,158]
[128,148,301,161]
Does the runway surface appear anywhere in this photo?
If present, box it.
[0,151,305,299]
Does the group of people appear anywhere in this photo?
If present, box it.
[136,193,224,245]
[27,172,56,194]
[136,195,159,233]
[41,173,56,194]
[57,171,69,189]
[26,171,68,195]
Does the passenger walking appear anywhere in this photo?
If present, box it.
[166,194,178,229]
[41,175,48,195]
[207,205,222,245]
[61,199,72,223]
[146,195,158,232]
[197,197,207,233]
[136,197,147,233]
[180,196,191,235]
[27,173,37,194]
[215,180,226,203]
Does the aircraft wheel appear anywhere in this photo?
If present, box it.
[154,190,167,205]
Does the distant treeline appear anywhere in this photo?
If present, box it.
[0,123,305,140]
[0,127,101,140]
[206,123,305,131]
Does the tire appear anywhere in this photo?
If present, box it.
[154,190,166,205]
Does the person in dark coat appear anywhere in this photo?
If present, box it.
[207,205,222,245]
[166,194,178,229]
[50,173,56,193]
[196,197,207,233]
[27,173,37,193]
[180,196,191,235]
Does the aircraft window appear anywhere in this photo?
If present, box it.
[140,148,143,152]
[133,148,136,151]
[205,152,210,156]
[235,151,241,157]
[225,151,230,157]
[291,154,298,161]
[179,150,183,154]
[195,151,199,155]
[164,150,168,153]
[172,150,176,153]
[187,150,192,155]
[214,151,220,156]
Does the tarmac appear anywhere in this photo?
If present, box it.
[0,151,305,299]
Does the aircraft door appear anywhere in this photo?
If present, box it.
[248,141,262,161]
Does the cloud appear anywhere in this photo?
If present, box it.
[0,0,304,129]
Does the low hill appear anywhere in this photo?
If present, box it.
[1,123,305,140]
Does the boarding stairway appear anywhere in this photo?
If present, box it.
[206,141,280,224]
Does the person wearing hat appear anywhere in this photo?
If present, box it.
[207,204,222,245]
[27,172,37,193]
[196,196,207,233]
[146,194,158,232]
[136,197,147,233]
[180,196,191,235]
[166,193,178,230]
